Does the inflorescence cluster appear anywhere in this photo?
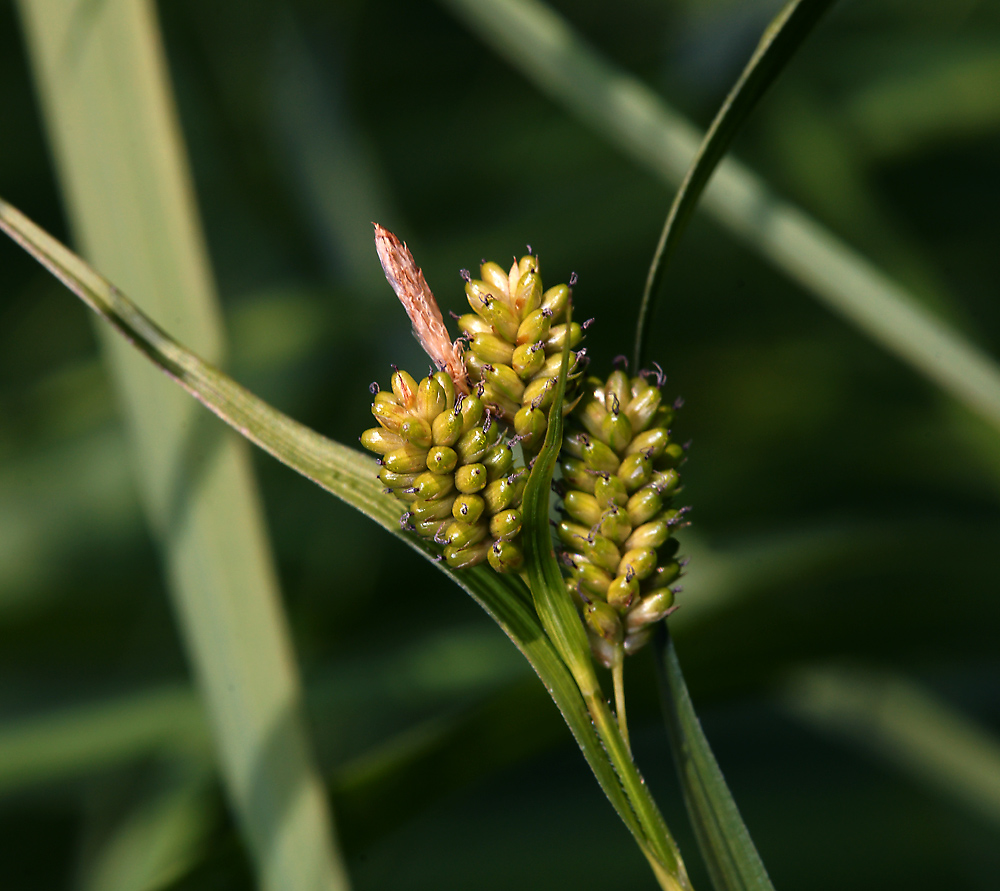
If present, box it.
[361,228,688,665]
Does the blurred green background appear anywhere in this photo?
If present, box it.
[2,0,1000,888]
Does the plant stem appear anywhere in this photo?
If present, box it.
[612,659,631,754]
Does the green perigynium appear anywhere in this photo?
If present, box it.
[556,366,689,668]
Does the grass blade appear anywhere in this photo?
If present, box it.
[439,0,1000,438]
[656,628,775,891]
[782,665,1000,830]
[0,196,654,874]
[12,2,350,887]
[634,0,836,368]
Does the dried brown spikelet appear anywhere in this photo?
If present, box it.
[373,223,469,395]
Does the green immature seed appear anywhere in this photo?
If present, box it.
[399,416,433,448]
[626,486,662,526]
[594,473,628,508]
[360,427,405,455]
[409,497,456,523]
[383,445,429,474]
[582,600,623,646]
[560,457,595,494]
[483,363,525,402]
[623,518,669,552]
[623,385,661,430]
[443,520,488,549]
[604,370,630,409]
[625,588,675,633]
[598,508,632,547]
[601,410,633,454]
[607,573,639,611]
[572,560,613,597]
[416,376,447,420]
[471,291,520,342]
[489,508,522,541]
[408,471,454,502]
[378,467,417,490]
[458,394,485,432]
[513,271,543,316]
[390,369,419,407]
[471,333,515,366]
[514,406,547,450]
[541,283,570,318]
[617,547,657,581]
[616,451,652,491]
[456,427,492,464]
[482,442,514,480]
[457,313,492,338]
[479,261,511,295]
[426,445,458,474]
[564,490,602,527]
[455,463,487,493]
[444,540,491,569]
[432,409,463,446]
[452,494,485,525]
[371,398,408,434]
[482,474,525,514]
[545,322,582,355]
[512,342,546,379]
[488,540,524,573]
[516,309,551,345]
[625,428,669,459]
[521,376,556,411]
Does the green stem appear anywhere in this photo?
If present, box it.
[579,678,693,891]
[612,659,631,754]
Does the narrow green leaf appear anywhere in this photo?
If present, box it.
[521,304,594,688]
[0,197,645,867]
[634,0,836,368]
[439,0,1000,439]
[656,628,774,891]
[13,1,350,885]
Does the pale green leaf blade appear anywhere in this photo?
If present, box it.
[635,0,836,367]
[13,0,350,885]
[656,629,774,891]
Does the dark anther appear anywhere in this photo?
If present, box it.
[459,268,471,282]
[390,363,399,373]
[530,395,543,410]
[383,487,393,495]
[454,392,465,412]
[375,457,385,466]
[674,396,685,410]
[569,271,578,286]
[528,455,538,468]
[434,523,450,544]
[526,244,533,255]
[475,381,486,397]
[683,439,693,451]
[625,566,636,582]
[581,317,594,330]
[403,486,419,495]
[432,553,445,563]
[642,446,656,459]
[609,393,620,414]
[480,258,486,265]
[579,433,590,445]
[449,309,461,320]
[671,585,684,595]
[542,307,553,318]
[612,355,629,369]
[399,512,412,530]
[369,381,380,394]
[483,410,493,434]
[678,557,690,567]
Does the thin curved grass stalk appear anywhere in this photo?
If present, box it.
[634,0,837,368]
[0,197,684,889]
